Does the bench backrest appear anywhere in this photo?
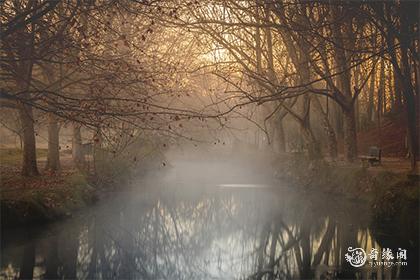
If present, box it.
[368,146,381,159]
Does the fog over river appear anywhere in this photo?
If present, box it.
[1,152,418,279]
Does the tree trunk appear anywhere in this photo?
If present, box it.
[19,243,35,280]
[353,66,360,132]
[14,19,37,176]
[398,12,418,171]
[285,97,321,160]
[393,65,403,111]
[355,98,360,132]
[312,220,335,266]
[18,103,39,176]
[256,223,270,279]
[313,96,338,159]
[340,221,358,278]
[72,124,83,165]
[254,0,263,75]
[302,126,321,160]
[383,77,387,115]
[302,96,321,160]
[329,5,358,162]
[45,113,60,172]
[343,106,358,162]
[93,128,103,175]
[333,101,344,138]
[378,57,385,119]
[414,54,420,96]
[388,67,395,112]
[268,223,279,280]
[44,236,59,279]
[276,118,286,153]
[402,81,418,171]
[300,224,311,279]
[61,227,79,279]
[87,220,97,280]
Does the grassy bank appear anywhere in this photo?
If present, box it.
[0,148,97,228]
[0,148,48,166]
[0,143,164,228]
[1,170,97,227]
[274,154,419,202]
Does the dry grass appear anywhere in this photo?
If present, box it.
[0,148,48,166]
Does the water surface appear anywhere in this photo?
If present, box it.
[1,158,418,279]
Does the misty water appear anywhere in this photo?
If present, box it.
[1,155,417,279]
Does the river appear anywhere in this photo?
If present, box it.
[1,157,418,279]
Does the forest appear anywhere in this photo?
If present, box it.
[0,1,419,279]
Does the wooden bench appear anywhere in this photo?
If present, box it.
[359,146,381,166]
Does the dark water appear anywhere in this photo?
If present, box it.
[1,158,418,279]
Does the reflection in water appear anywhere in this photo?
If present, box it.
[1,181,418,279]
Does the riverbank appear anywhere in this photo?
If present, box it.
[0,149,98,228]
[0,146,166,228]
[1,165,97,228]
[2,149,418,229]
[274,154,419,232]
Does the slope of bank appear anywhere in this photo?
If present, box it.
[0,146,166,228]
[0,149,98,228]
[1,166,97,228]
[275,154,418,201]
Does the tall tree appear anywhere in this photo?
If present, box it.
[370,1,419,170]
